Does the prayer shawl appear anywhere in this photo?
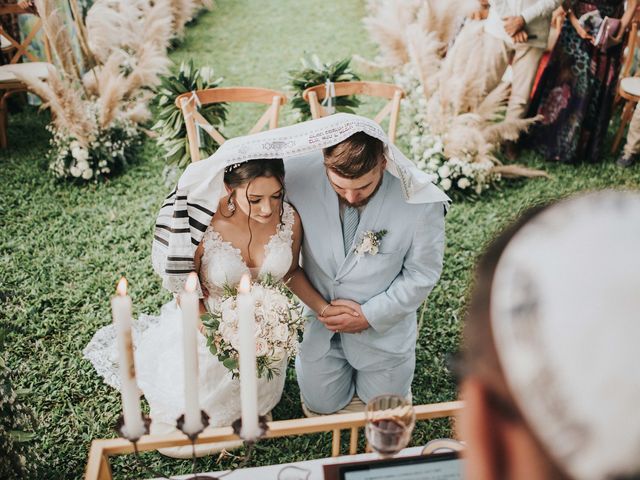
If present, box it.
[152,113,450,295]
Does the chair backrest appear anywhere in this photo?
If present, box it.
[0,5,51,65]
[302,81,405,143]
[175,87,287,162]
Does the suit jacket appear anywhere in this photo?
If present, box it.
[285,152,446,371]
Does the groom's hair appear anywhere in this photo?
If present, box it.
[323,132,384,179]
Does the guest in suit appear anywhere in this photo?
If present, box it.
[482,0,563,122]
[286,132,447,415]
[617,102,640,167]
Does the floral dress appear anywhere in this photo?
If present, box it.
[525,0,626,163]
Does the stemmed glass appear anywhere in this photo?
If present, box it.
[364,394,416,458]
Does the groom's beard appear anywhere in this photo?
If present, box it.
[337,174,384,208]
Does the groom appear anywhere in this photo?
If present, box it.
[286,131,446,414]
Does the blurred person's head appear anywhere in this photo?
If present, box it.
[457,191,640,480]
[323,132,387,208]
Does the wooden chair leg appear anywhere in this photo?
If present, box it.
[0,92,9,149]
[612,100,636,153]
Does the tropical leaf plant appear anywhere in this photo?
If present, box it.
[152,60,227,166]
[288,54,361,121]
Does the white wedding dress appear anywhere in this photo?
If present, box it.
[84,203,295,455]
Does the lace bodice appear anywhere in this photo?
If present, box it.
[200,202,295,300]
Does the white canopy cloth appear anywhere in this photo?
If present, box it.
[152,113,449,294]
[491,190,640,480]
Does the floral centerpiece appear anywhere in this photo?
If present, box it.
[202,277,303,380]
[47,111,141,182]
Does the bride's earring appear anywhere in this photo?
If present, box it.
[227,196,236,213]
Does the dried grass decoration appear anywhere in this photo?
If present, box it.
[363,0,547,197]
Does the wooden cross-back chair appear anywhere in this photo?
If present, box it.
[612,8,640,152]
[0,4,53,148]
[175,87,288,163]
[302,81,405,143]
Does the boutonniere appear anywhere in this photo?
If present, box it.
[354,230,388,257]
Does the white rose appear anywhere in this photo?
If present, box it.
[77,160,89,171]
[81,168,93,180]
[69,166,82,177]
[370,245,379,255]
[275,323,289,342]
[437,164,451,179]
[255,338,269,357]
[462,164,472,177]
[433,141,443,153]
[440,178,452,191]
[457,177,471,189]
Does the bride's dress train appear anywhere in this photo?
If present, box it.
[84,203,295,457]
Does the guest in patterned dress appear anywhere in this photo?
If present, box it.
[525,0,637,163]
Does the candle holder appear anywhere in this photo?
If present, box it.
[231,415,270,443]
[115,413,151,442]
[176,410,210,441]
[115,413,173,480]
[113,412,270,479]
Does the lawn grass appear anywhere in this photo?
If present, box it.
[1,0,639,478]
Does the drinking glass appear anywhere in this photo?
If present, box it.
[364,394,416,458]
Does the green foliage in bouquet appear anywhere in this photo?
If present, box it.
[288,54,361,121]
[0,330,36,479]
[202,275,303,381]
[153,60,227,167]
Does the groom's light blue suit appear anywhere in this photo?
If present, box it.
[285,152,446,413]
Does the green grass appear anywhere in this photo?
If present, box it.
[1,0,640,478]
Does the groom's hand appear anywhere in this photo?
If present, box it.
[319,299,370,333]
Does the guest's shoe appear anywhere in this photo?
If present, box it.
[617,152,637,168]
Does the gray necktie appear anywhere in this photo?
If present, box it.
[342,206,360,255]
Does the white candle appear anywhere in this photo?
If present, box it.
[237,274,260,439]
[112,277,146,440]
[181,272,202,435]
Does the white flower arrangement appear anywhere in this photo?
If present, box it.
[203,276,304,380]
[47,103,141,182]
[395,66,500,196]
[354,230,388,257]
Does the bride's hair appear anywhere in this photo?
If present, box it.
[223,158,286,263]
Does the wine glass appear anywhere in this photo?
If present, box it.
[364,394,416,458]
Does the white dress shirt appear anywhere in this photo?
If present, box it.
[485,0,563,48]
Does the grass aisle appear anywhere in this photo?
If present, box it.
[1,0,639,478]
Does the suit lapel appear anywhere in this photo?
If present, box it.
[323,173,346,270]
[336,172,390,280]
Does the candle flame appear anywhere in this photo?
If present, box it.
[185,272,198,292]
[239,274,251,294]
[116,277,128,296]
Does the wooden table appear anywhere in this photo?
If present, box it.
[151,446,425,480]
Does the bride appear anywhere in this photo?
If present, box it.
[84,156,354,457]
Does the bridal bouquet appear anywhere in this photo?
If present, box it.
[202,277,304,380]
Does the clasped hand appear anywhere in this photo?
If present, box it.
[318,299,370,334]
